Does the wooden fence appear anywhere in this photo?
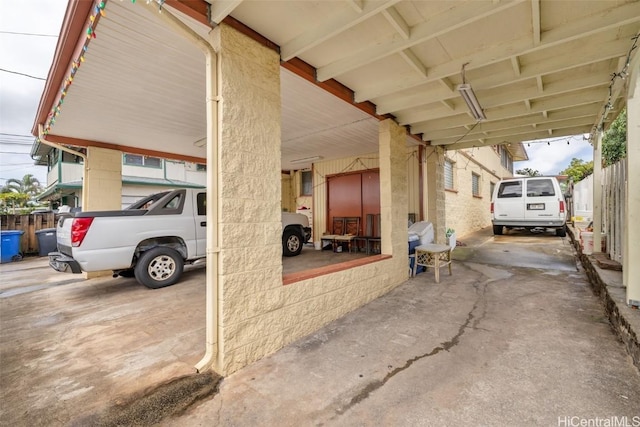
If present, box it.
[602,160,625,264]
[1,212,57,255]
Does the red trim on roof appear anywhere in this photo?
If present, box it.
[168,0,210,26]
[45,134,206,164]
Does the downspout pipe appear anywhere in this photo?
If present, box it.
[38,125,88,207]
[38,124,87,163]
[140,2,221,373]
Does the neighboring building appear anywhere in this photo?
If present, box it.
[31,144,206,209]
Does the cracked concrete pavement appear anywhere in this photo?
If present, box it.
[162,228,640,426]
[2,227,639,426]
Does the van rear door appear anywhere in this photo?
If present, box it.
[523,178,561,221]
[493,179,524,220]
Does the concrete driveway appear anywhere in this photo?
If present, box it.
[1,227,639,426]
[167,228,640,426]
[0,259,207,426]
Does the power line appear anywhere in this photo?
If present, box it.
[0,68,45,80]
[0,133,33,138]
[0,30,57,37]
[0,141,34,146]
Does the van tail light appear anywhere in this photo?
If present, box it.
[490,202,494,214]
[71,217,94,247]
[559,200,565,214]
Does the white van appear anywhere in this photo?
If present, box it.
[491,176,567,237]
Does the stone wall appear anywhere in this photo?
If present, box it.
[444,147,509,238]
[568,227,640,372]
[215,27,410,375]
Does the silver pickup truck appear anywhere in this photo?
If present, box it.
[48,188,311,288]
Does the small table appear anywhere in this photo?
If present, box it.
[321,235,356,253]
[412,244,453,282]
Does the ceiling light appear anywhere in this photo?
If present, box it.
[290,155,323,164]
[457,84,486,122]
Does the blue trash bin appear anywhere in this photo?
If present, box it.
[1,230,24,263]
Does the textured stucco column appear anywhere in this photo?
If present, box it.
[424,146,446,243]
[379,119,408,258]
[81,146,122,279]
[82,146,122,211]
[626,75,640,307]
[213,23,282,374]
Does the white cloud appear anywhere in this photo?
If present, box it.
[0,0,67,185]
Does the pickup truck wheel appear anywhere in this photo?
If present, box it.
[135,247,184,289]
[283,229,303,257]
[556,226,567,237]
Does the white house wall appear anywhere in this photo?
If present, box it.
[572,174,594,221]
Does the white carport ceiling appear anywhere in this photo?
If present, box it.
[37,0,640,170]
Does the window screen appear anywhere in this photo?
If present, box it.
[472,173,480,196]
[444,159,454,190]
[301,171,312,196]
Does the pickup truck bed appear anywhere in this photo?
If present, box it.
[49,189,310,288]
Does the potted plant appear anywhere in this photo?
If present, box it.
[446,228,456,249]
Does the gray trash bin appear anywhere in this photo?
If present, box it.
[35,228,57,256]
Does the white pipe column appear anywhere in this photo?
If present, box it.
[625,63,640,307]
[140,3,221,373]
[593,132,603,254]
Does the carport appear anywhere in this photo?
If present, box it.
[31,0,640,375]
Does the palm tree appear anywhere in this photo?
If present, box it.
[2,174,42,197]
[0,174,44,213]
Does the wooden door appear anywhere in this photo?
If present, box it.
[327,173,361,233]
[327,170,380,236]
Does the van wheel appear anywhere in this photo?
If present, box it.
[556,226,567,237]
[135,247,184,289]
[493,225,503,235]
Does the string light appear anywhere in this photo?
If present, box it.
[44,0,107,134]
[591,32,639,139]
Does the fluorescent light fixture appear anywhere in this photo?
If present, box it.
[457,83,486,121]
[290,155,323,164]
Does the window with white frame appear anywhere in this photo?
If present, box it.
[472,172,481,197]
[444,159,455,190]
[123,154,162,168]
[490,181,496,198]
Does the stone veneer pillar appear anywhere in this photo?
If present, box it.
[212,23,283,374]
[82,146,122,211]
[81,146,122,279]
[424,146,447,243]
[379,119,409,257]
